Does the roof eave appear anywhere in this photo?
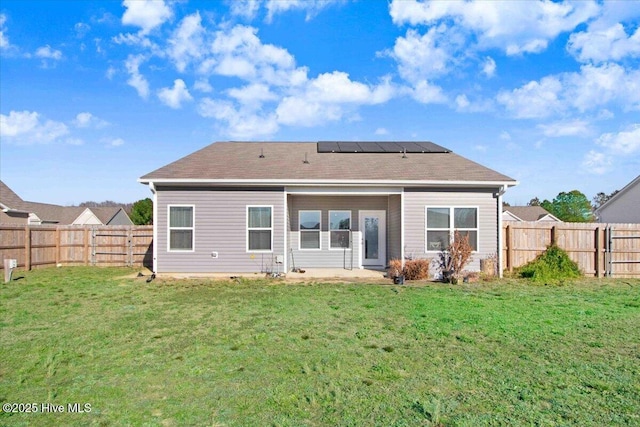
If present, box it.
[138,178,519,188]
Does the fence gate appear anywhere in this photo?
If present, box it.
[605,226,640,277]
[90,227,153,268]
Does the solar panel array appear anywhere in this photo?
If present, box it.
[317,141,450,153]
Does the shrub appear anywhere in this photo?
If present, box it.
[403,259,430,280]
[438,231,473,283]
[388,258,430,281]
[517,245,582,283]
[388,259,403,278]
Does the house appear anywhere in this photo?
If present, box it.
[139,141,517,276]
[0,180,133,226]
[502,206,561,222]
[595,175,640,223]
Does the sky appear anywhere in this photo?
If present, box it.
[1,0,639,206]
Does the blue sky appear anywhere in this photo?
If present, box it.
[1,0,639,206]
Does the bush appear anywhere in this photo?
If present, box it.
[438,231,473,283]
[388,258,430,281]
[403,259,430,280]
[517,245,582,283]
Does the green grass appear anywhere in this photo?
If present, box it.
[1,267,639,426]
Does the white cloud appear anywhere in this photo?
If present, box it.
[35,45,62,60]
[596,124,640,154]
[73,112,109,129]
[121,0,172,35]
[198,98,279,139]
[482,56,496,77]
[229,0,261,20]
[157,79,193,109]
[565,63,640,112]
[582,150,611,174]
[0,110,69,144]
[106,66,117,80]
[167,12,205,72]
[537,119,591,137]
[497,76,563,118]
[265,0,345,22]
[412,80,446,104]
[125,54,150,99]
[568,24,640,63]
[102,137,125,147]
[0,13,11,49]
[389,0,599,55]
[500,131,512,140]
[74,22,90,38]
[498,63,640,119]
[375,127,389,136]
[194,78,213,93]
[390,26,452,83]
[227,83,278,107]
[275,72,396,126]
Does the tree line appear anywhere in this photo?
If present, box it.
[508,189,620,223]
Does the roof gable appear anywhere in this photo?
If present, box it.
[503,206,560,222]
[595,175,640,214]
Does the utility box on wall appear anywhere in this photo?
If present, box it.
[4,259,17,283]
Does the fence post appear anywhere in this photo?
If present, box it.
[506,225,513,273]
[595,227,601,278]
[25,226,32,271]
[84,228,90,265]
[550,226,557,246]
[55,227,60,266]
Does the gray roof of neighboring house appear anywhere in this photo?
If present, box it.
[503,206,559,222]
[0,180,130,225]
[0,180,27,211]
[89,207,130,224]
[140,141,517,185]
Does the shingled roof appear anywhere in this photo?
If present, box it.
[140,142,516,185]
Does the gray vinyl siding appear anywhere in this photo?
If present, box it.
[597,181,640,223]
[156,187,285,273]
[288,195,388,268]
[388,195,402,261]
[107,209,134,225]
[403,188,500,271]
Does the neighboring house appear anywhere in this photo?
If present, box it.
[139,141,518,275]
[595,175,640,223]
[0,180,133,225]
[502,206,561,222]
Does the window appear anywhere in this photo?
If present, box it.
[247,206,272,251]
[329,210,351,249]
[299,210,321,249]
[426,207,478,251]
[168,205,194,251]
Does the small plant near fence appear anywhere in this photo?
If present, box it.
[517,244,582,284]
[388,258,430,282]
[438,231,473,284]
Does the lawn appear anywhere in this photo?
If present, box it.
[1,267,639,426]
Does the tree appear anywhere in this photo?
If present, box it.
[130,198,153,225]
[527,197,541,206]
[541,190,595,222]
[592,190,619,209]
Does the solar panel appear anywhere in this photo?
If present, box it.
[317,141,450,153]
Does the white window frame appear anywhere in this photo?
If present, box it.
[167,204,195,252]
[246,205,274,253]
[299,210,321,250]
[424,206,479,253]
[329,210,352,250]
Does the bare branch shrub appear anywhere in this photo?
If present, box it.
[438,230,473,283]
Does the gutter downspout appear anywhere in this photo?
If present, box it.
[149,181,158,274]
[496,185,506,278]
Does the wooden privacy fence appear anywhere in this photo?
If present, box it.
[0,225,153,270]
[504,222,640,278]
